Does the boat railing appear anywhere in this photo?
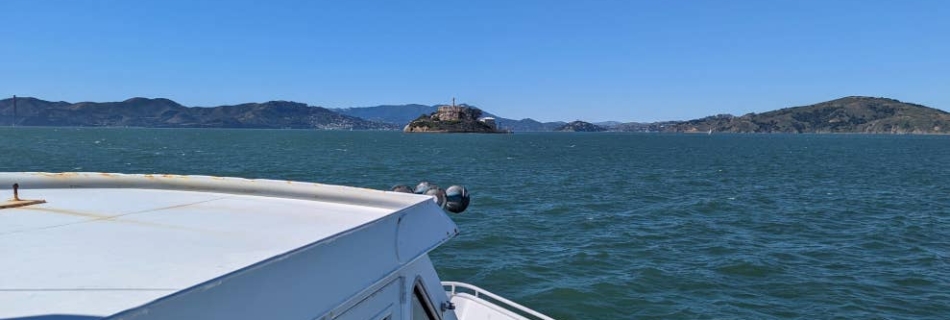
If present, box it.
[442,281,555,320]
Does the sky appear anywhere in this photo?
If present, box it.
[2,0,948,122]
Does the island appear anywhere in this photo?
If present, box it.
[403,100,507,133]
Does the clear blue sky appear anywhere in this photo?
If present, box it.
[3,0,948,122]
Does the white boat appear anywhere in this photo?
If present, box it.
[0,172,554,320]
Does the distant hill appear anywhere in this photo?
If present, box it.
[335,103,564,132]
[610,121,677,132]
[662,96,950,134]
[556,121,607,132]
[0,97,396,130]
[495,118,565,132]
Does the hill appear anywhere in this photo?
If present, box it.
[496,118,565,132]
[0,97,396,130]
[662,97,950,134]
[608,121,679,132]
[556,121,607,132]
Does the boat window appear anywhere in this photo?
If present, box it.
[411,281,439,320]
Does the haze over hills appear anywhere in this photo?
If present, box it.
[333,104,437,125]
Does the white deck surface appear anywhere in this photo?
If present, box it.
[0,173,430,318]
[451,293,531,320]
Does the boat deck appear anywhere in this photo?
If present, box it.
[0,173,432,318]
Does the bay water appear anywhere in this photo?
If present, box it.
[1,128,947,319]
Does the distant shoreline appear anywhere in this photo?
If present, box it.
[4,126,950,136]
[4,96,949,134]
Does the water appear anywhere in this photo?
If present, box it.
[1,127,948,319]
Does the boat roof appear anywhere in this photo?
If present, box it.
[0,172,457,319]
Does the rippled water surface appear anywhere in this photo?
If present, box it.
[1,128,948,319]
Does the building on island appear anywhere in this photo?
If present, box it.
[479,117,497,130]
[436,106,466,121]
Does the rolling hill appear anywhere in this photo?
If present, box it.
[661,96,950,134]
[0,97,396,130]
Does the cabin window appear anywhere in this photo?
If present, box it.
[411,281,439,320]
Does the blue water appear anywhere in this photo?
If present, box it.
[1,128,948,319]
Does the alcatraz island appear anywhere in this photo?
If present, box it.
[403,98,507,133]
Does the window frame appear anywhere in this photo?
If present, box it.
[410,277,441,320]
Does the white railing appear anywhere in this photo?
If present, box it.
[442,281,555,320]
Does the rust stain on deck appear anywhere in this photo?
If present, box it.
[19,206,112,219]
[0,199,47,210]
[14,206,214,233]
[38,172,80,179]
